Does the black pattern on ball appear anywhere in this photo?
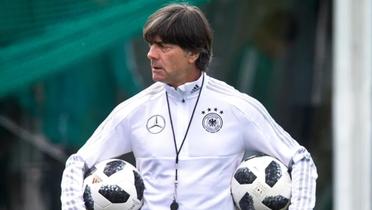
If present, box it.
[103,160,126,177]
[239,192,255,210]
[83,185,94,210]
[99,184,130,203]
[234,167,257,184]
[265,161,282,187]
[84,166,97,178]
[262,195,290,209]
[133,170,145,200]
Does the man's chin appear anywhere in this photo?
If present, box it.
[152,75,165,83]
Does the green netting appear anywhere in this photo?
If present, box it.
[0,0,209,99]
[0,0,209,148]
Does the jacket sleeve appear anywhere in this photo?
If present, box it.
[288,148,318,210]
[61,154,87,210]
[60,102,134,210]
[233,95,318,209]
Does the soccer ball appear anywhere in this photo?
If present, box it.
[83,159,145,210]
[231,155,292,210]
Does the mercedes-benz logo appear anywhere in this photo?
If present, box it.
[146,115,166,134]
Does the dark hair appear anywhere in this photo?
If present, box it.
[143,3,213,71]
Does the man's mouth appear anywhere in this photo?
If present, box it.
[152,65,163,71]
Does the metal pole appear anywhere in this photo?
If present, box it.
[0,115,68,163]
[333,0,372,209]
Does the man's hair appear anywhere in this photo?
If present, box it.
[143,3,213,71]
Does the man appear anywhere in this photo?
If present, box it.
[61,3,317,210]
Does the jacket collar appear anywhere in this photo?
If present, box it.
[164,72,204,99]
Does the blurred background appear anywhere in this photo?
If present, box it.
[0,0,370,210]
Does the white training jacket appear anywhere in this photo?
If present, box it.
[61,73,317,210]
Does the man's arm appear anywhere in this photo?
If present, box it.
[289,148,318,210]
[233,94,318,209]
[61,154,87,210]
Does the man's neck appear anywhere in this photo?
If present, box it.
[169,70,202,88]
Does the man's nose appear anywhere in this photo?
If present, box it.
[147,45,158,60]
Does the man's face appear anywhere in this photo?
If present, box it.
[147,36,199,87]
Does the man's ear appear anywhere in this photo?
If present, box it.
[187,51,200,64]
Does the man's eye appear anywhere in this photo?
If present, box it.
[161,45,171,52]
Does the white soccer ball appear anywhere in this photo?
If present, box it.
[83,159,145,210]
[231,155,292,210]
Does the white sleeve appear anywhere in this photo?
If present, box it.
[61,154,87,210]
[61,104,133,210]
[76,104,133,168]
[234,96,318,209]
[288,148,318,210]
